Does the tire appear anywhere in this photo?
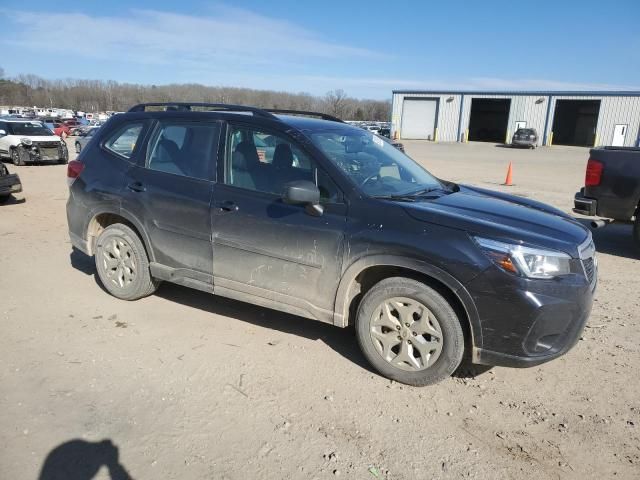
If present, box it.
[634,216,640,248]
[11,147,25,166]
[356,277,465,386]
[95,223,158,300]
[0,194,10,203]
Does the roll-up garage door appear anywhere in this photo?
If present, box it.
[400,99,437,140]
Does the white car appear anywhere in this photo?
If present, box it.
[0,119,68,165]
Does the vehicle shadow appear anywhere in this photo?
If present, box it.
[38,439,134,480]
[0,195,26,205]
[156,282,378,375]
[574,218,639,260]
[70,249,485,381]
[70,248,97,276]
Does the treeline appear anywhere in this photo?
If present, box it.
[0,72,391,121]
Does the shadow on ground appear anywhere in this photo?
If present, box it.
[0,195,26,205]
[574,218,639,260]
[70,248,489,380]
[38,439,133,480]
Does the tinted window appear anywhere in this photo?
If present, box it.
[225,125,341,202]
[104,123,144,159]
[147,121,221,180]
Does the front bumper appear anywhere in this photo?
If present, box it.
[512,139,536,147]
[0,173,22,195]
[20,142,68,163]
[573,189,597,216]
[467,264,595,368]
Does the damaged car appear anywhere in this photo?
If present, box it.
[0,119,69,165]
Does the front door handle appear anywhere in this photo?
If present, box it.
[127,182,146,193]
[215,200,239,212]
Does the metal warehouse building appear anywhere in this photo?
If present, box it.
[391,90,640,147]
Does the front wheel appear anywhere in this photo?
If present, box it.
[11,147,26,166]
[356,277,465,386]
[95,223,159,300]
[633,215,640,249]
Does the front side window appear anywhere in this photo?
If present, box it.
[147,121,221,180]
[104,123,144,159]
[225,125,341,202]
[305,125,443,197]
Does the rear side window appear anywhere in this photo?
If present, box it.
[104,122,145,159]
[147,121,221,180]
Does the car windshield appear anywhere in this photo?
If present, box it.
[7,121,53,136]
[516,129,536,135]
[305,124,443,197]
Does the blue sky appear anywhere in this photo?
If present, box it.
[2,0,639,99]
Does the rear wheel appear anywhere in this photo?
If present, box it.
[95,223,158,300]
[356,277,465,386]
[633,215,640,248]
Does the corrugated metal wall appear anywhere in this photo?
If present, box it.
[391,93,462,142]
[546,95,640,147]
[392,92,640,147]
[459,94,548,145]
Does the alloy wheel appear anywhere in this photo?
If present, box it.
[100,237,137,289]
[369,296,443,372]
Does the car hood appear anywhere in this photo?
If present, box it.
[402,184,589,256]
[20,135,62,143]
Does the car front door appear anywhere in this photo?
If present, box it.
[120,118,222,283]
[211,122,347,321]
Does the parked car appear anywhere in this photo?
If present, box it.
[0,162,22,202]
[66,103,596,386]
[511,128,538,148]
[574,146,640,246]
[0,119,69,165]
[74,127,99,154]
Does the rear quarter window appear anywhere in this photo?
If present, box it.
[103,122,145,160]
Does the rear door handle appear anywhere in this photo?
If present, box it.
[215,200,239,212]
[127,182,146,192]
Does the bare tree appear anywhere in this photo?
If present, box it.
[0,72,391,121]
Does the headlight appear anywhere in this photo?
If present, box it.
[474,237,571,279]
[20,137,33,146]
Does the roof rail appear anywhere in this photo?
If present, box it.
[127,102,278,119]
[265,109,344,123]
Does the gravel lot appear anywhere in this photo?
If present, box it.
[1,140,638,479]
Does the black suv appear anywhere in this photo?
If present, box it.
[66,103,597,386]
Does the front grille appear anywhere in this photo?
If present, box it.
[583,257,595,283]
[578,236,597,290]
[34,141,60,148]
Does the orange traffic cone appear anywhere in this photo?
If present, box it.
[503,162,513,186]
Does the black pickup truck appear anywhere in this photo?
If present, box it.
[0,162,22,202]
[574,147,640,245]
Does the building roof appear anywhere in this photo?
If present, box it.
[392,90,640,97]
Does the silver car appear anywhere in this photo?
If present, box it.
[74,127,99,154]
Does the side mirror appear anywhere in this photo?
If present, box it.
[283,180,323,216]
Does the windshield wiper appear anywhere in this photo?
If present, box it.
[373,187,449,201]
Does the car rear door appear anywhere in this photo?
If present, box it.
[120,117,222,282]
[210,122,347,321]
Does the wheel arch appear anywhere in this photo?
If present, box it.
[333,255,482,348]
[85,207,154,262]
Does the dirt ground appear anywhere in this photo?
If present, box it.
[1,140,638,480]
